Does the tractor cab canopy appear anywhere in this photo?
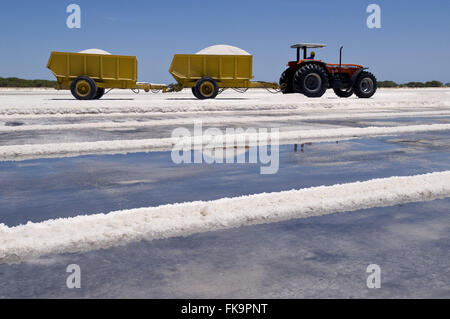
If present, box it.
[291,43,326,61]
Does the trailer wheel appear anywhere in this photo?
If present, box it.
[293,64,328,98]
[71,76,98,100]
[191,87,200,99]
[195,77,219,99]
[353,71,377,98]
[94,88,105,100]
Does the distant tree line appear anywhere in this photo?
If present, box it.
[0,77,56,88]
[378,80,450,88]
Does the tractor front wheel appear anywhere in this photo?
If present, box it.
[333,87,354,98]
[71,76,98,100]
[279,68,294,94]
[293,64,328,98]
[353,72,377,98]
[195,77,219,100]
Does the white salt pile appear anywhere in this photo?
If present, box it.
[78,49,112,55]
[196,45,251,55]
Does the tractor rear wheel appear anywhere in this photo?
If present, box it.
[71,76,97,100]
[195,77,219,100]
[279,68,294,94]
[333,87,354,98]
[354,71,377,98]
[293,64,328,98]
[94,88,105,100]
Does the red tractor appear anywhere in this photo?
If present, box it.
[280,43,377,98]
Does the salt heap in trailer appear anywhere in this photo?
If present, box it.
[196,44,251,55]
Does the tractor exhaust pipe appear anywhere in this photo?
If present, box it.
[339,46,343,72]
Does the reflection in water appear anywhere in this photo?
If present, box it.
[293,141,341,153]
[294,142,313,153]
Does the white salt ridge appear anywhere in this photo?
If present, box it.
[196,45,251,55]
[2,109,450,122]
[0,98,446,117]
[1,89,449,117]
[1,124,450,161]
[1,171,450,264]
[2,111,450,132]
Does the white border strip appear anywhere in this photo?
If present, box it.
[1,171,450,264]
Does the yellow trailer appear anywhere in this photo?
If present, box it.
[47,51,165,100]
[168,53,279,99]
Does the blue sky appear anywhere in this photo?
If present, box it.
[0,0,449,83]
